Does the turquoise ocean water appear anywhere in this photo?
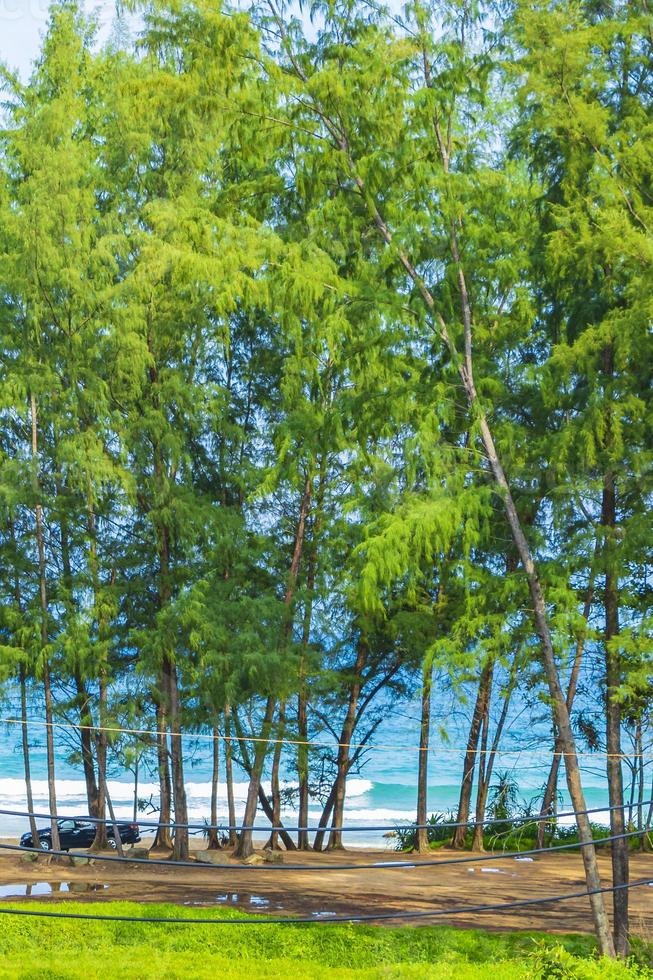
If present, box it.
[0,686,615,846]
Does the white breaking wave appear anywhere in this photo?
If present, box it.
[0,776,372,807]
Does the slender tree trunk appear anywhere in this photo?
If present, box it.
[233,707,297,853]
[165,655,189,861]
[236,475,312,859]
[297,680,310,850]
[636,721,644,844]
[603,465,629,957]
[234,695,275,858]
[472,662,516,850]
[328,640,367,850]
[224,704,237,847]
[30,394,60,853]
[415,652,434,852]
[91,669,109,850]
[313,782,337,853]
[75,674,99,818]
[59,506,100,819]
[152,702,173,851]
[267,701,286,850]
[133,752,139,825]
[105,781,124,857]
[207,725,220,849]
[20,664,40,848]
[297,458,325,849]
[325,89,616,954]
[452,661,492,848]
[268,31,614,955]
[537,558,597,847]
[10,518,40,848]
[471,673,492,851]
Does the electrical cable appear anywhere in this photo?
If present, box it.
[1,715,646,759]
[0,876,650,925]
[0,795,647,834]
[0,826,648,873]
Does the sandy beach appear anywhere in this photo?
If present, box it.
[0,841,651,937]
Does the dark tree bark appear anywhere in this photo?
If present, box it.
[327,641,367,850]
[90,670,109,850]
[267,701,286,850]
[165,654,189,861]
[471,668,493,851]
[452,661,493,848]
[233,710,297,852]
[207,725,221,849]
[235,475,312,859]
[20,663,40,849]
[415,652,434,852]
[266,16,614,954]
[224,704,238,847]
[152,702,173,851]
[30,394,60,853]
[602,460,629,956]
[10,517,40,849]
[536,561,596,848]
[472,662,516,851]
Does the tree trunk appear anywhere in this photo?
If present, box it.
[537,557,597,848]
[236,474,312,859]
[10,518,40,848]
[152,702,173,851]
[452,661,492,848]
[207,725,220,849]
[328,640,367,850]
[20,664,40,848]
[636,720,644,844]
[313,782,337,853]
[30,393,60,853]
[91,669,109,850]
[105,781,124,857]
[473,662,516,851]
[471,670,493,851]
[133,752,139,825]
[224,704,238,847]
[602,466,629,957]
[75,674,99,818]
[165,655,189,861]
[269,36,615,954]
[297,458,325,849]
[415,651,434,852]
[267,701,286,850]
[326,96,616,955]
[233,706,297,854]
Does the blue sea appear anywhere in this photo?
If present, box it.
[0,686,615,846]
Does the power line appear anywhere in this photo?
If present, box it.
[1,715,646,759]
[0,877,650,926]
[1,826,648,873]
[0,795,648,835]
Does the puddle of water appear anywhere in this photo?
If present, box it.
[183,893,279,910]
[0,882,108,897]
[214,893,270,907]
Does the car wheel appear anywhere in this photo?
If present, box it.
[107,838,117,850]
[39,839,51,851]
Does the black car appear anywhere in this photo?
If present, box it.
[20,818,141,852]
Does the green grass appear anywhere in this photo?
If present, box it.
[0,902,650,979]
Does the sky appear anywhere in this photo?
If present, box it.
[0,0,116,78]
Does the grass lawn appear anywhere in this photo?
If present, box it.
[0,903,650,979]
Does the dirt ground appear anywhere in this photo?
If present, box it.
[0,840,652,937]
